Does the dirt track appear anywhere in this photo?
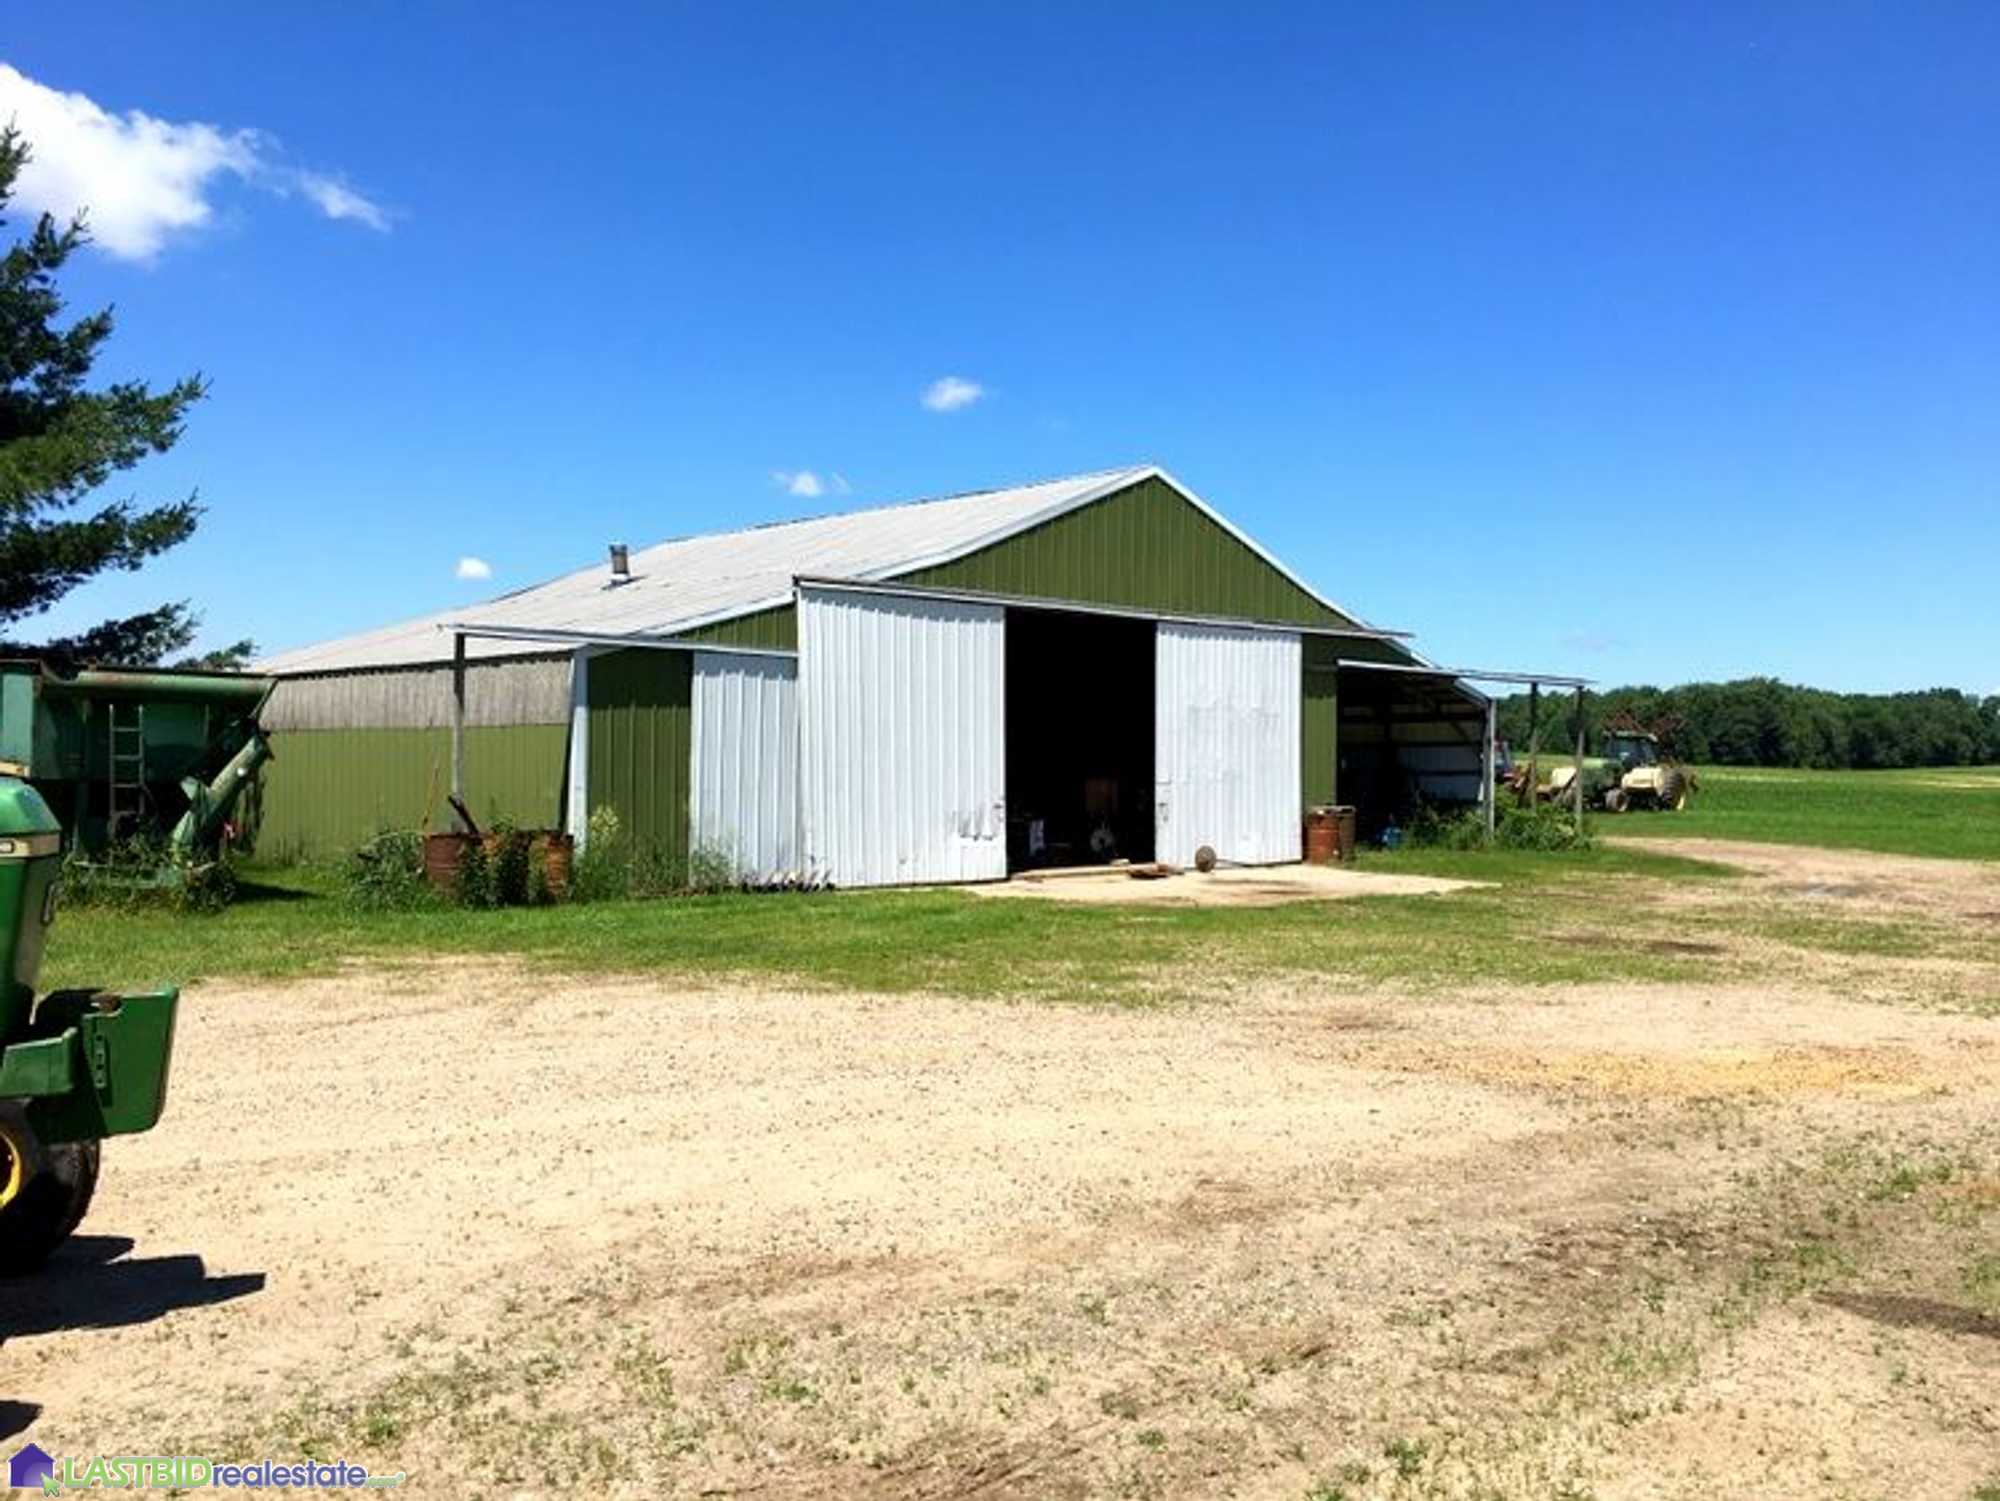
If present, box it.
[1616,834,2000,921]
[4,843,1998,1499]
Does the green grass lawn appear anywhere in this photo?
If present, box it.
[42,844,1733,1003]
[1599,764,2000,861]
[41,766,1996,1002]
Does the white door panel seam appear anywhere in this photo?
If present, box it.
[1155,623,1302,867]
[798,587,1006,887]
[691,650,799,882]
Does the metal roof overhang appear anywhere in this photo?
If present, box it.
[439,622,797,658]
[1331,659,1593,717]
[794,575,1416,642]
[1333,659,1592,689]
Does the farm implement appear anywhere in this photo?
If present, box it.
[0,774,178,1273]
[1529,709,1698,814]
[0,660,273,894]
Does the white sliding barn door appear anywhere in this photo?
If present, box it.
[1154,623,1302,867]
[797,587,1007,887]
[690,650,799,883]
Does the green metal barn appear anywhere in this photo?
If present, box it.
[255,466,1511,880]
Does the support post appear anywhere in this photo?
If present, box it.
[1483,696,1497,839]
[1524,682,1540,805]
[1572,685,1586,823]
[450,630,466,810]
[566,647,592,846]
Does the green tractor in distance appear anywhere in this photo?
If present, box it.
[1544,721,1696,813]
[0,775,178,1273]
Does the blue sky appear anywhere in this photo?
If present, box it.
[6,3,1995,692]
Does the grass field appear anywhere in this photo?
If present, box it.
[41,839,2000,1023]
[38,764,2000,1001]
[42,844,1735,1001]
[1529,762,2000,861]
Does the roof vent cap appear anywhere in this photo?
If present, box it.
[608,543,632,586]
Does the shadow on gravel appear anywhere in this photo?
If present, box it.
[0,1236,265,1341]
[0,1400,39,1441]
[1817,1290,1999,1339]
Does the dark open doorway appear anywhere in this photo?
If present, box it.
[1336,665,1490,844]
[1005,609,1155,872]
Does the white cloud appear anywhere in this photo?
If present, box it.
[921,375,985,413]
[454,556,492,581]
[772,469,826,499]
[0,63,387,260]
[830,472,853,495]
[294,170,390,232]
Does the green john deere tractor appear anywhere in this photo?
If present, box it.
[0,775,178,1274]
[1543,729,1695,813]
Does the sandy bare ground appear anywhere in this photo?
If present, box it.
[973,862,1481,905]
[4,847,1998,1499]
[1614,834,2000,921]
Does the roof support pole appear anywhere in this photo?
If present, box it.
[1572,686,1587,824]
[565,647,594,847]
[450,630,466,812]
[1484,697,1497,839]
[1524,682,1540,808]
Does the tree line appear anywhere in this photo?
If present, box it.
[1494,678,2000,770]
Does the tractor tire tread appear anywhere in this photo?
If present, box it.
[0,1140,100,1277]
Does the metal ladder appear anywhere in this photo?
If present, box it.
[106,702,147,841]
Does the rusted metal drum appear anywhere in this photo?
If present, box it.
[536,833,574,898]
[422,831,475,893]
[1333,805,1358,864]
[1303,807,1339,864]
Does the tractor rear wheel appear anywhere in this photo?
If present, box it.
[1658,768,1690,812]
[0,1137,100,1277]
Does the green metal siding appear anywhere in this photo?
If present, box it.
[0,672,34,770]
[253,479,1409,862]
[674,605,797,652]
[905,475,1390,814]
[585,648,691,862]
[1303,637,1340,807]
[674,478,1412,665]
[900,476,1359,628]
[666,478,1396,816]
[1328,635,1413,667]
[256,724,566,860]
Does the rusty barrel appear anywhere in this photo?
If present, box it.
[1304,806,1339,864]
[423,831,476,893]
[426,827,573,897]
[536,832,574,898]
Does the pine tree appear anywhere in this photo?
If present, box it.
[0,124,213,665]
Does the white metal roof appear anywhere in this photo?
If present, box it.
[256,465,1381,675]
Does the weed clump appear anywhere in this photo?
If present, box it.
[1403,800,1593,852]
[342,825,562,911]
[60,837,239,912]
[343,830,434,912]
[569,805,742,901]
